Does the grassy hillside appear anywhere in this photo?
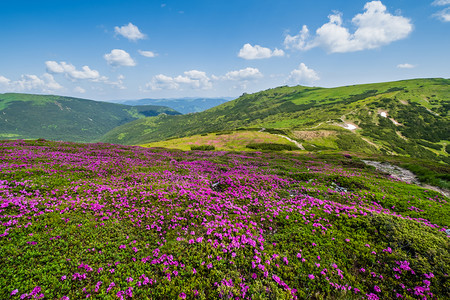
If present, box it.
[141,130,299,151]
[118,97,231,114]
[0,140,449,299]
[101,78,450,162]
[0,93,180,142]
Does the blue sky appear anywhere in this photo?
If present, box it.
[0,0,449,100]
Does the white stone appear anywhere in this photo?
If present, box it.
[344,123,357,130]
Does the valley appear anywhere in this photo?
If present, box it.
[0,93,180,142]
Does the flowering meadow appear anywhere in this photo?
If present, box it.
[0,140,449,299]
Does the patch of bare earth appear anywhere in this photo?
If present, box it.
[396,131,408,140]
[361,137,379,148]
[293,130,336,140]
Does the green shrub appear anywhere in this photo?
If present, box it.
[190,145,215,151]
[264,128,289,135]
[290,172,316,181]
[246,143,298,151]
[336,134,377,153]
[400,163,450,189]
[416,140,443,151]
[327,174,367,190]
[215,131,233,136]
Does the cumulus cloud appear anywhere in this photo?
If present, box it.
[138,50,157,58]
[221,67,263,90]
[0,73,62,93]
[223,67,263,81]
[284,1,413,53]
[104,49,136,67]
[41,73,63,90]
[147,70,212,90]
[238,44,285,59]
[148,74,179,90]
[46,61,103,80]
[114,23,146,41]
[284,25,310,51]
[287,63,319,85]
[45,61,125,89]
[397,63,415,69]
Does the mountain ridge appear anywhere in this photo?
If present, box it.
[100,78,450,163]
[112,97,233,114]
[0,93,180,142]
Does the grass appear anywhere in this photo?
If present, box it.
[0,93,180,142]
[100,78,449,164]
[141,131,298,151]
[0,140,449,299]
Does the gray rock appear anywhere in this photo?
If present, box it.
[446,229,450,236]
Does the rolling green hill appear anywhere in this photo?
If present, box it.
[116,97,232,114]
[141,130,299,151]
[0,93,180,142]
[100,78,450,162]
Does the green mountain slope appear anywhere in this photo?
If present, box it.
[0,93,180,142]
[116,97,232,114]
[100,78,449,162]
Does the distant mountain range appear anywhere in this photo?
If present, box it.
[100,78,450,163]
[112,97,233,114]
[0,93,180,142]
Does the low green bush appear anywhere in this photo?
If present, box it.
[246,143,298,151]
[190,145,215,151]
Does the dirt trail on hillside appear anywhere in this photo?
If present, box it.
[362,160,449,198]
[276,135,305,150]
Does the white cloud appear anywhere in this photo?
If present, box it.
[0,75,11,85]
[107,75,126,90]
[0,73,63,93]
[45,61,65,73]
[178,70,212,89]
[433,7,450,21]
[397,63,415,69]
[432,0,450,5]
[46,61,102,80]
[284,25,310,51]
[104,49,136,67]
[138,50,157,58]
[114,23,146,41]
[147,70,212,90]
[224,67,263,81]
[238,43,285,59]
[284,1,413,53]
[41,73,63,90]
[74,86,86,93]
[432,0,450,22]
[148,74,179,90]
[45,61,125,89]
[287,63,320,85]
